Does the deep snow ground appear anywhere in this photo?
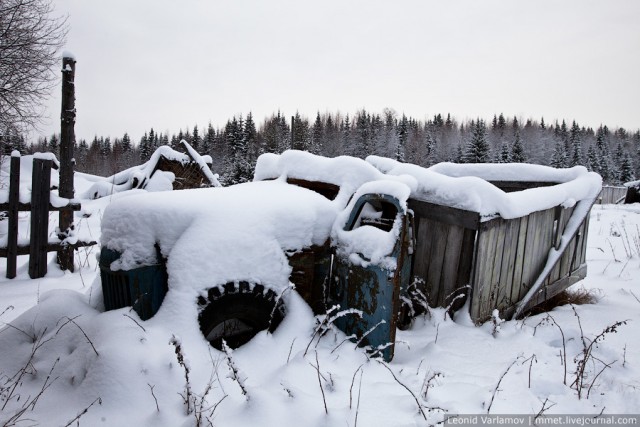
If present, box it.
[0,177,639,426]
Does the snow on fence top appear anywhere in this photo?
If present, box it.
[255,151,602,220]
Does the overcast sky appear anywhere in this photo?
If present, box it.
[42,0,640,143]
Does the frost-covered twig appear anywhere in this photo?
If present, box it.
[355,320,386,348]
[486,359,517,413]
[534,314,567,385]
[0,305,14,318]
[221,340,249,400]
[303,306,362,356]
[169,335,193,413]
[268,284,293,334]
[56,315,99,357]
[376,360,427,421]
[123,313,146,332]
[533,398,556,423]
[147,383,159,412]
[421,370,443,401]
[310,352,328,414]
[354,367,364,427]
[62,396,102,427]
[286,338,296,364]
[2,357,60,426]
[570,308,628,399]
[349,364,366,409]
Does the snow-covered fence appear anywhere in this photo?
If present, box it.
[597,186,627,204]
[0,154,96,279]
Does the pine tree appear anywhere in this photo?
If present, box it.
[463,119,490,163]
[586,145,598,172]
[243,112,257,156]
[202,123,214,156]
[569,121,582,166]
[191,125,201,152]
[619,152,634,183]
[550,142,567,168]
[510,129,526,163]
[48,134,59,156]
[121,133,132,166]
[139,133,151,161]
[396,114,408,162]
[291,112,309,151]
[311,112,323,154]
[496,143,510,163]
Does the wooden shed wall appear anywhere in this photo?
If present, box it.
[408,199,478,310]
[469,205,589,322]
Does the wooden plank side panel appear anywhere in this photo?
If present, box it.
[510,215,528,305]
[577,213,591,267]
[496,218,520,312]
[426,224,450,306]
[488,218,507,313]
[536,208,557,297]
[412,216,435,300]
[470,221,499,321]
[439,224,465,307]
[519,210,542,301]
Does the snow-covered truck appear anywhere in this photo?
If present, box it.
[99,150,601,361]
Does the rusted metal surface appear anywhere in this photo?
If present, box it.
[330,193,411,362]
[287,243,332,314]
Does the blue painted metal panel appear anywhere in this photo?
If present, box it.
[99,247,168,320]
[331,193,412,362]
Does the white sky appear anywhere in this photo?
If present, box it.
[42,0,640,143]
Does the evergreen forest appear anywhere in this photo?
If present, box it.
[1,110,638,186]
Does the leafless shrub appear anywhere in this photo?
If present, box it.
[570,306,628,399]
[420,370,443,401]
[169,335,193,413]
[303,305,362,357]
[533,313,567,385]
[527,288,599,317]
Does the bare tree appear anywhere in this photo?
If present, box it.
[0,0,68,134]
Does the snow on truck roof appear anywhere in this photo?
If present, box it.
[101,180,338,294]
[255,150,602,220]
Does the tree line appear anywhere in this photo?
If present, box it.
[1,109,638,186]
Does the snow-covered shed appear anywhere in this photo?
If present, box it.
[257,151,602,324]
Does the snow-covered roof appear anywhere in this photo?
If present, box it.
[254,151,602,220]
[366,156,602,219]
[254,150,401,206]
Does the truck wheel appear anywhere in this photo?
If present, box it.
[198,282,285,350]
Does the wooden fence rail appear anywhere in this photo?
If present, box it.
[2,155,95,279]
[598,186,627,204]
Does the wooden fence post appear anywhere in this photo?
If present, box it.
[6,154,20,279]
[29,159,51,279]
[58,54,76,271]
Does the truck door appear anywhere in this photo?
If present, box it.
[330,192,413,362]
